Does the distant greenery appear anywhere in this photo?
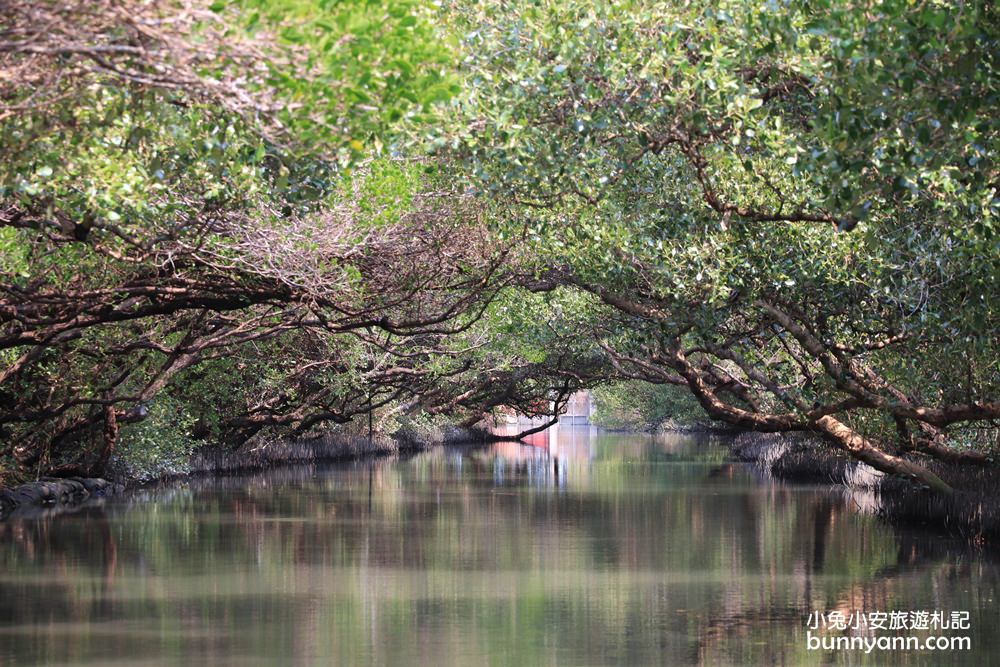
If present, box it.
[113,396,199,483]
[591,382,710,432]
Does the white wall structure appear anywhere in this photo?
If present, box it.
[515,390,592,427]
[560,391,592,426]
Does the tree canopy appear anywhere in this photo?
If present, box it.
[0,0,997,492]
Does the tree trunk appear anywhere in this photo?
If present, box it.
[814,415,953,494]
[93,405,119,476]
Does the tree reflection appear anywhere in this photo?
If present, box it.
[0,432,996,666]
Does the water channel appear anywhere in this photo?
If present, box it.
[0,428,996,665]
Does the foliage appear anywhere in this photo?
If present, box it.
[1,0,998,495]
[229,0,458,161]
[591,382,709,432]
[440,0,1000,490]
[0,0,484,483]
[113,396,198,482]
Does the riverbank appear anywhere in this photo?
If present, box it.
[731,432,1000,541]
[0,477,125,520]
[0,425,502,520]
[0,435,406,520]
[594,420,737,435]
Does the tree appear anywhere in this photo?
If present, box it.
[0,0,484,483]
[443,0,1000,491]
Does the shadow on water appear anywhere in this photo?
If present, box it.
[0,426,996,666]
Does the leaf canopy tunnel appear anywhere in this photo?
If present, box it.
[0,0,997,492]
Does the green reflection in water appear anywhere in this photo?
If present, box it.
[0,429,997,666]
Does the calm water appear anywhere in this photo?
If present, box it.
[1,428,997,666]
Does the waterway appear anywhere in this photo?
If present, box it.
[0,428,995,665]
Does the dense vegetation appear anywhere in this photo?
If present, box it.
[590,382,711,432]
[1,0,997,493]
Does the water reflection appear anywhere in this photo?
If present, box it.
[0,428,996,666]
